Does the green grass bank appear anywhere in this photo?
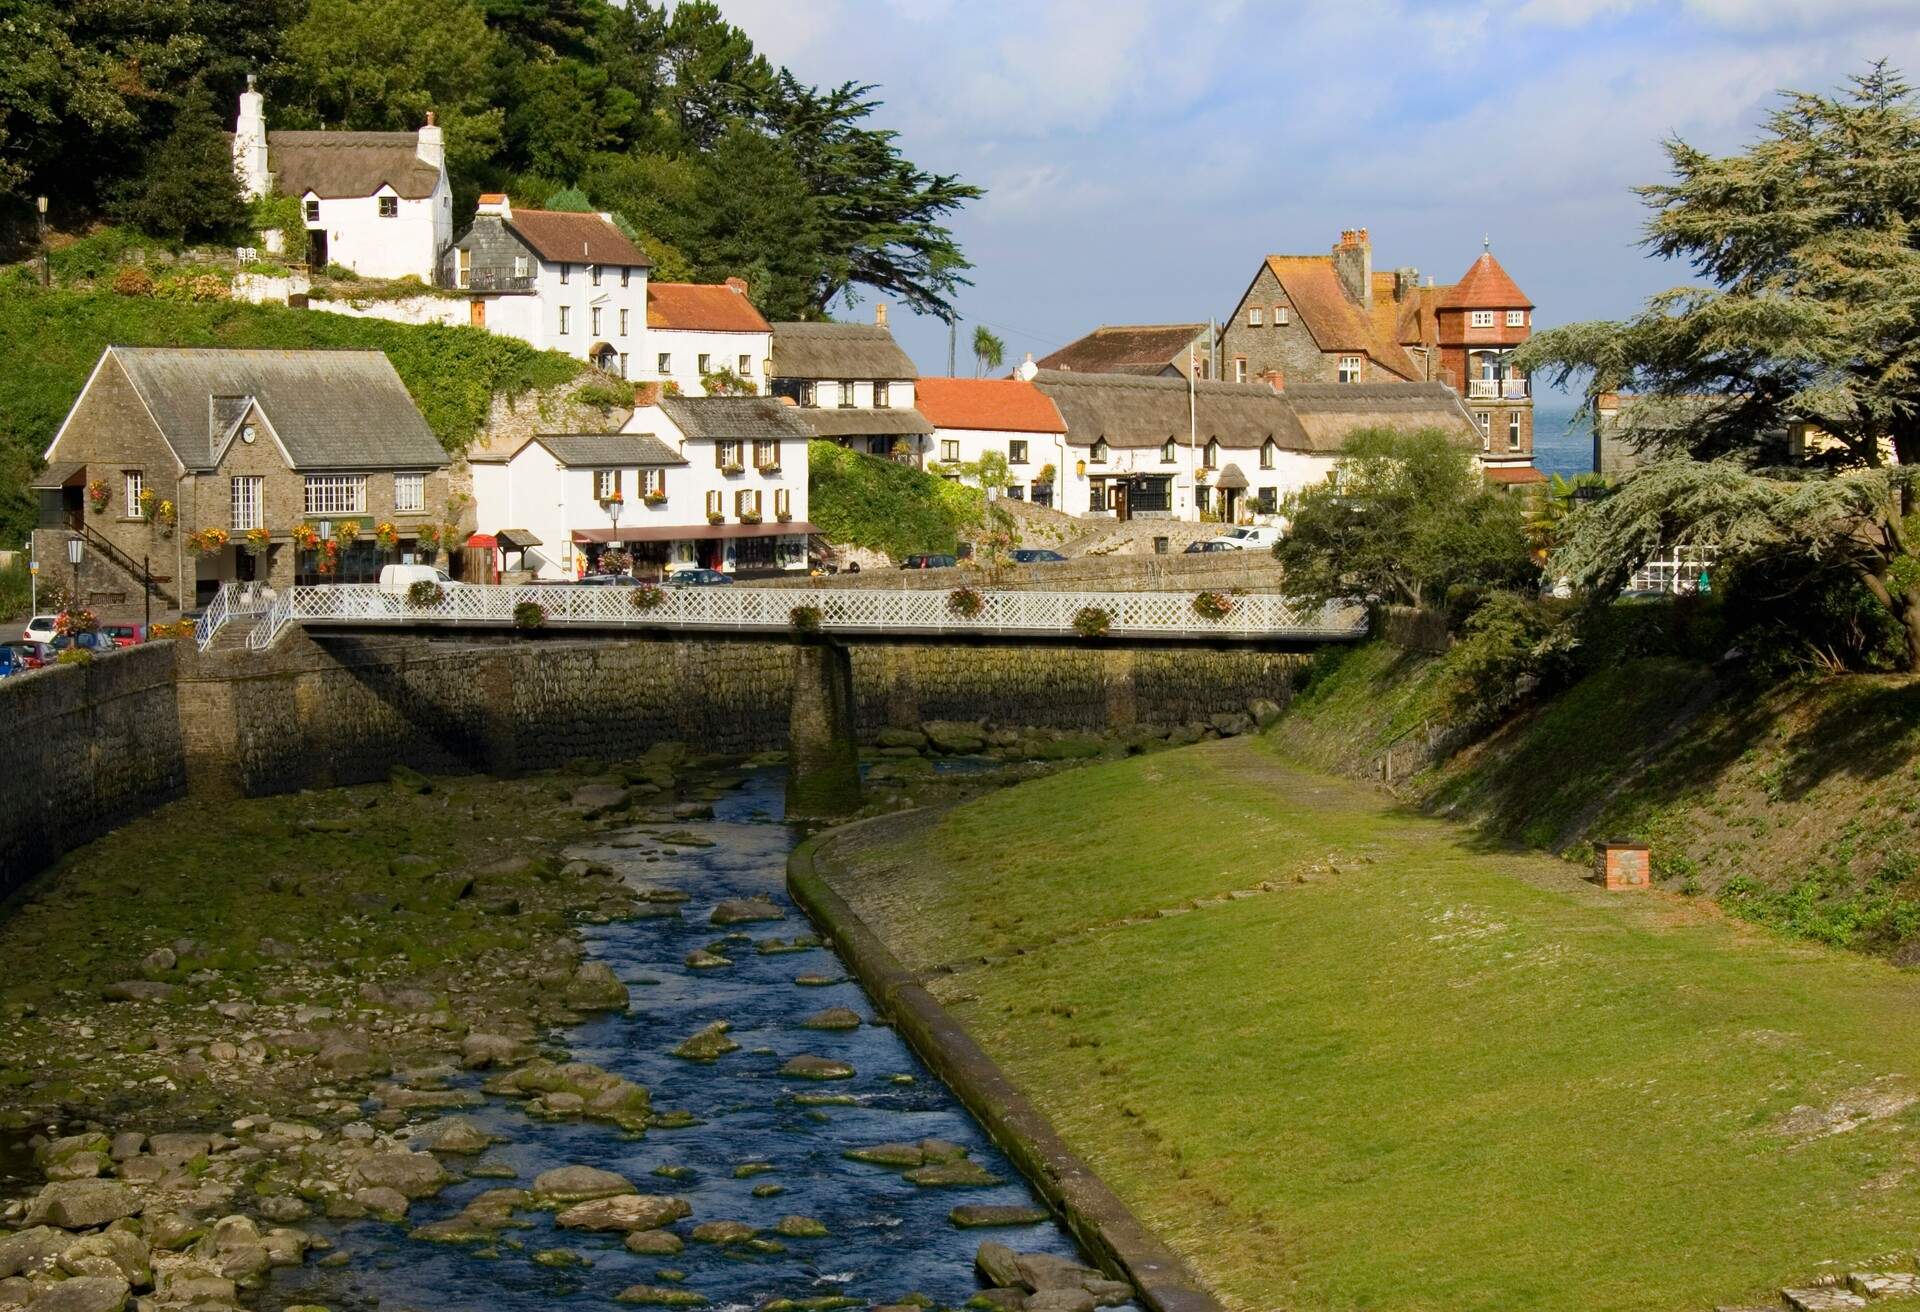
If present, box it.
[816,739,1920,1310]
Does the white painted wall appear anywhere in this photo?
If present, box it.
[308,293,468,327]
[513,259,647,369]
[649,329,773,397]
[1048,442,1332,522]
[626,403,809,532]
[928,425,1064,504]
[308,179,452,282]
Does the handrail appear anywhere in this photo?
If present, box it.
[244,582,1368,649]
[195,580,275,650]
[79,523,176,606]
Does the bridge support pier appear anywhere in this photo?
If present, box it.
[786,638,863,820]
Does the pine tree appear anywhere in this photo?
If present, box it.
[111,83,245,242]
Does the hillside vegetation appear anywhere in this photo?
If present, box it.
[806,440,983,560]
[0,283,583,543]
[1276,629,1920,961]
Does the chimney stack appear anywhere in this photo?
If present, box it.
[1259,369,1286,393]
[416,110,445,171]
[1016,352,1037,382]
[874,302,889,328]
[232,74,271,201]
[1332,227,1373,310]
[476,193,511,221]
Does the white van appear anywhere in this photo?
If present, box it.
[377,564,455,595]
[1207,524,1285,551]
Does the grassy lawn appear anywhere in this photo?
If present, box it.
[824,738,1920,1311]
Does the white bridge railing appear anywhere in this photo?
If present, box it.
[245,583,1365,649]
[1628,546,1718,595]
[195,580,274,650]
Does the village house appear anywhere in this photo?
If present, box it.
[230,78,451,281]
[1218,229,1542,487]
[913,377,1070,506]
[440,195,651,372]
[647,279,774,397]
[1037,324,1216,379]
[34,347,452,606]
[470,395,813,580]
[1027,369,1480,523]
[769,310,932,463]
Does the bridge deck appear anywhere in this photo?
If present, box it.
[227,583,1367,650]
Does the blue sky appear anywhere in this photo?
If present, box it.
[715,0,1920,381]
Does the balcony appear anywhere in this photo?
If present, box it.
[1468,378,1530,401]
[461,268,535,293]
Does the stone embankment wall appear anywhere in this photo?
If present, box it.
[2,631,1305,881]
[764,552,1289,593]
[0,644,185,892]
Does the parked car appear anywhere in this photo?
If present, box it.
[378,564,455,595]
[102,624,142,647]
[0,645,30,677]
[1206,525,1284,551]
[1183,539,1238,553]
[3,641,50,670]
[1010,548,1067,564]
[665,568,733,587]
[22,614,57,643]
[898,554,958,570]
[571,574,638,586]
[48,631,114,654]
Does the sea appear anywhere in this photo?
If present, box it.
[1530,391,1592,481]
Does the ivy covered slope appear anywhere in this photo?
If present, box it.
[0,283,583,541]
[805,440,983,560]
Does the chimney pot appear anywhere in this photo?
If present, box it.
[724,276,748,294]
[1260,369,1286,393]
[874,302,888,328]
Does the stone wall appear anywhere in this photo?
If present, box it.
[0,643,185,894]
[763,552,1289,593]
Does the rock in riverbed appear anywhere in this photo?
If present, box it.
[779,1055,854,1081]
[670,1021,739,1062]
[710,898,783,925]
[951,1203,1049,1228]
[555,1194,690,1233]
[801,1007,861,1030]
[532,1165,637,1205]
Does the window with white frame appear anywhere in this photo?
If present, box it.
[775,487,791,518]
[122,470,143,514]
[1091,439,1109,464]
[657,352,671,374]
[753,439,780,469]
[513,255,530,279]
[800,381,817,407]
[838,380,857,408]
[455,249,471,288]
[231,475,263,530]
[304,198,319,223]
[394,472,425,512]
[1009,439,1029,465]
[706,490,723,517]
[558,262,571,285]
[304,474,365,516]
[716,440,743,469]
[641,468,665,498]
[618,353,628,378]
[1234,357,1248,383]
[738,354,752,376]
[378,196,398,218]
[589,264,601,287]
[1260,440,1276,470]
[619,308,629,336]
[594,469,621,500]
[941,439,960,462]
[1338,355,1362,383]
[558,305,571,335]
[620,266,630,287]
[590,306,602,336]
[1161,440,1176,463]
[1474,412,1491,449]
[1275,305,1288,325]
[1205,439,1221,468]
[1248,307,1263,327]
[1508,411,1523,450]
[873,381,890,408]
[1507,310,1527,327]
[1470,310,1494,328]
[735,488,762,518]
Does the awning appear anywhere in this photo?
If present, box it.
[496,528,543,549]
[1214,462,1250,490]
[29,462,85,490]
[571,521,817,544]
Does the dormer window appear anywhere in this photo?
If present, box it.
[1161,440,1176,463]
[621,267,631,288]
[1205,439,1221,467]
[589,264,601,287]
[1091,440,1109,464]
[378,196,398,219]
[1261,439,1276,470]
[303,198,319,223]
[874,381,891,408]
[559,262,571,285]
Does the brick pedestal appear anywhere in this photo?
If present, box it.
[1596,841,1651,890]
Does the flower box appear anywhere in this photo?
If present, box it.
[739,513,763,525]
[642,493,668,507]
[706,511,725,525]
[720,463,745,476]
[756,463,782,475]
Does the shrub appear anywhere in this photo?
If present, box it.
[406,580,445,609]
[1192,590,1235,621]
[806,440,985,559]
[1072,605,1112,639]
[56,647,93,666]
[1435,592,1578,730]
[513,601,546,630]
[789,604,824,634]
[948,586,986,619]
[631,584,667,612]
[112,266,156,297]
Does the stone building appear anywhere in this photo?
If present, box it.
[34,348,451,607]
[230,78,451,281]
[441,195,652,371]
[1036,324,1217,380]
[769,310,933,464]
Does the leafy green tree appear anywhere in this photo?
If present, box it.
[110,84,246,242]
[972,326,1004,377]
[1518,64,1920,668]
[948,449,1011,494]
[1272,428,1534,611]
[1525,472,1608,557]
[692,123,821,320]
[700,366,757,396]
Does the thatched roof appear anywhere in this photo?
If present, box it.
[266,131,439,200]
[1031,369,1302,450]
[1283,381,1479,452]
[771,323,918,380]
[105,347,446,471]
[787,406,934,438]
[657,396,815,443]
[1037,324,1207,376]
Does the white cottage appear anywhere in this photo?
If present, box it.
[769,311,932,464]
[912,377,1070,507]
[648,280,773,397]
[230,78,451,281]
[442,196,651,371]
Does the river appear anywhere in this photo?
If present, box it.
[268,765,1121,1310]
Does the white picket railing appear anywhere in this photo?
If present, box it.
[195,580,274,650]
[244,582,1365,649]
[1628,546,1719,595]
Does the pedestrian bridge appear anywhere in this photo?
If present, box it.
[207,581,1367,651]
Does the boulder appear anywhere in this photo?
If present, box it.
[144,1133,209,1165]
[0,1229,69,1280]
[554,1195,690,1233]
[622,1231,684,1256]
[571,783,631,816]
[100,981,173,1004]
[615,1287,708,1307]
[20,1277,129,1312]
[315,1033,389,1078]
[350,1151,451,1199]
[1209,711,1254,737]
[349,1187,409,1220]
[801,1008,862,1031]
[779,1055,853,1081]
[531,1166,636,1205]
[773,1215,828,1238]
[950,1204,1048,1229]
[57,1231,149,1286]
[689,1220,756,1245]
[683,950,732,970]
[138,948,176,977]
[461,1033,532,1069]
[923,720,987,753]
[1017,1253,1104,1291]
[709,899,783,926]
[409,1116,496,1155]
[563,962,629,1011]
[1025,1291,1096,1312]
[976,1242,1025,1289]
[670,1022,738,1062]
[1247,697,1284,728]
[844,1143,925,1168]
[905,1159,1000,1187]
[25,1182,142,1230]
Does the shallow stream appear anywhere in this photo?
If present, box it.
[270,766,1118,1310]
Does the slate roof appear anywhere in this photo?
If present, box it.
[648,283,771,333]
[1281,381,1480,452]
[1031,369,1304,451]
[656,396,814,443]
[1036,324,1206,376]
[524,433,687,467]
[771,322,919,380]
[913,378,1067,433]
[507,209,651,268]
[266,131,439,200]
[1438,251,1533,310]
[107,347,446,471]
[787,406,935,438]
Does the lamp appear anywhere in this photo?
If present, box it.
[67,533,82,608]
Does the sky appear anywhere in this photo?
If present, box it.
[713,0,1920,381]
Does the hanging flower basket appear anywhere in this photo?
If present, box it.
[86,479,110,513]
[631,584,667,612]
[947,586,986,619]
[513,601,546,630]
[154,500,177,536]
[314,540,341,575]
[291,522,323,553]
[186,527,230,557]
[1192,590,1235,621]
[56,608,98,637]
[243,526,272,557]
[374,521,400,552]
[1072,605,1113,639]
[789,604,824,634]
[406,579,445,609]
[136,488,157,521]
[413,522,442,558]
[331,520,361,551]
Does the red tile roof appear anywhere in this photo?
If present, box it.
[1263,257,1418,381]
[914,378,1067,433]
[1439,251,1532,310]
[1484,464,1546,485]
[505,209,651,268]
[647,282,771,333]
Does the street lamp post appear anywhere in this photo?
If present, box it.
[36,196,49,288]
[606,497,624,576]
[66,533,82,610]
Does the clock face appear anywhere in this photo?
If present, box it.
[242,425,257,444]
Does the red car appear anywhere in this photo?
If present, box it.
[102,624,143,647]
[2,641,50,670]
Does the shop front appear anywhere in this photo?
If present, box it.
[570,522,816,579]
